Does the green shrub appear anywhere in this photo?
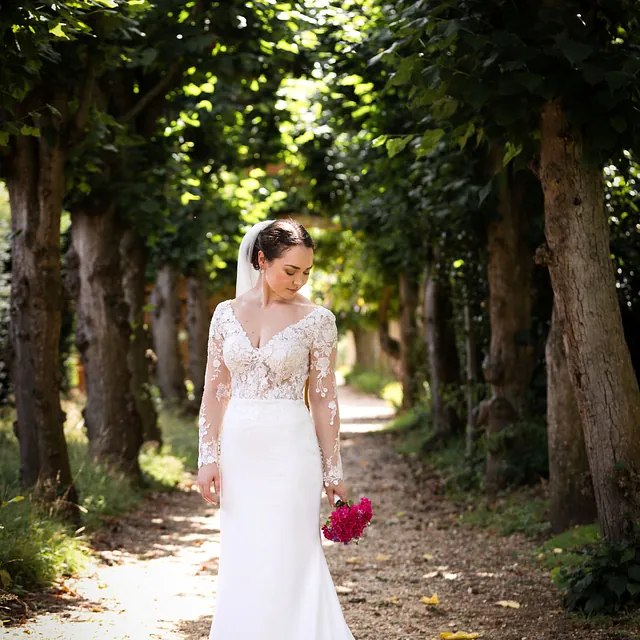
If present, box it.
[461,493,550,538]
[480,417,549,488]
[0,405,193,593]
[553,539,640,614]
[345,365,397,399]
[0,495,87,592]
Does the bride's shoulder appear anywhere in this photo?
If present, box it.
[295,295,334,318]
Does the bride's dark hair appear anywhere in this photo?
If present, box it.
[251,219,315,270]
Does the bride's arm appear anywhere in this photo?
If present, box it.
[308,310,345,497]
[198,303,231,501]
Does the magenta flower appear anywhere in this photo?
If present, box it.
[322,497,373,545]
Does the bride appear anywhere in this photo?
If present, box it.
[197,219,356,639]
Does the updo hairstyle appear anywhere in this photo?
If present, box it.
[251,219,315,270]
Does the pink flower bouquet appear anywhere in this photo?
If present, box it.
[322,497,373,545]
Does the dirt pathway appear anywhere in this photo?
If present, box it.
[3,388,637,639]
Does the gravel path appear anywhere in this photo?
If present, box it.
[3,387,638,639]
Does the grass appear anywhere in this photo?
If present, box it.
[0,395,197,593]
[533,523,601,570]
[344,365,402,407]
[460,491,551,538]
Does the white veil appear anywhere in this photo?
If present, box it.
[235,220,274,298]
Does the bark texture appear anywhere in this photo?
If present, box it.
[485,165,537,413]
[186,266,210,412]
[464,303,478,459]
[399,273,422,410]
[72,203,143,479]
[120,227,161,444]
[546,303,597,532]
[352,325,379,371]
[540,99,640,543]
[378,285,401,360]
[6,111,77,511]
[424,260,462,438]
[150,263,187,404]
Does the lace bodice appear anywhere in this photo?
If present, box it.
[198,300,344,487]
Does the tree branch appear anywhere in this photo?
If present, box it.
[70,59,97,145]
[119,62,181,124]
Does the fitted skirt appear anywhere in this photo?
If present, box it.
[209,397,355,640]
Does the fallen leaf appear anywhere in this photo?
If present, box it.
[346,557,362,565]
[440,632,480,639]
[443,573,458,580]
[360,460,369,466]
[336,586,353,594]
[496,600,521,609]
[375,553,391,561]
[421,593,439,605]
[396,511,406,517]
[553,548,563,554]
[423,553,434,560]
[436,565,449,571]
[423,571,439,579]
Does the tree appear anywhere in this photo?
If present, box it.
[0,1,116,507]
[387,0,640,541]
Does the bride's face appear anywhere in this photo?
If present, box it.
[261,245,314,299]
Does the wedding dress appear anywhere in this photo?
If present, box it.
[198,299,356,640]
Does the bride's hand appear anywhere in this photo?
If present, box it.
[325,479,347,508]
[198,463,221,504]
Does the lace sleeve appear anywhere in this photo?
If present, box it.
[308,309,343,487]
[198,303,231,468]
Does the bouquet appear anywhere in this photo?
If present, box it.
[322,497,373,545]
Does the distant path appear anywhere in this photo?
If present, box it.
[3,387,633,639]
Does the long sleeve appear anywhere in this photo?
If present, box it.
[308,310,344,487]
[198,303,232,468]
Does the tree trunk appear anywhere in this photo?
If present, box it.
[352,325,378,371]
[464,302,478,459]
[399,273,422,410]
[120,226,161,445]
[540,99,640,543]
[6,127,77,513]
[150,263,187,404]
[72,203,143,480]
[378,285,401,360]
[484,164,537,413]
[546,303,597,532]
[424,259,462,438]
[186,265,210,412]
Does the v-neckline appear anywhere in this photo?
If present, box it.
[227,301,320,351]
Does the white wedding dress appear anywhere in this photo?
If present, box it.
[198,299,356,640]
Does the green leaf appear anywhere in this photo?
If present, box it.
[386,135,413,158]
[49,23,68,39]
[457,122,475,149]
[372,135,388,148]
[0,570,11,588]
[628,565,640,582]
[478,180,493,205]
[503,142,522,167]
[556,36,592,65]
[416,129,445,157]
[0,131,9,147]
[627,582,640,595]
[432,98,458,120]
[607,575,628,598]
[584,593,605,614]
[606,72,630,92]
[621,548,636,563]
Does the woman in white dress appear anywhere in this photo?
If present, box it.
[197,219,356,640]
